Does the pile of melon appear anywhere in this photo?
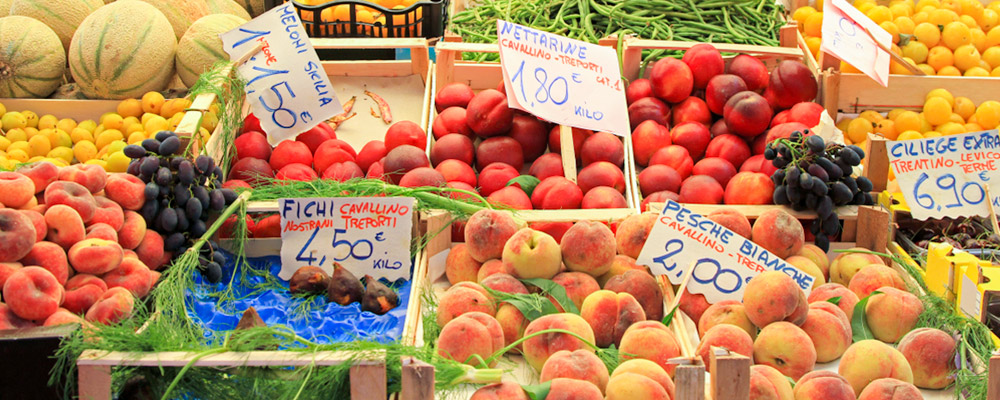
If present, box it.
[0,0,269,100]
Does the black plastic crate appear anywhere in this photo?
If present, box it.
[291,0,449,38]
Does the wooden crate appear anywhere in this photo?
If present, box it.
[822,69,1000,119]
[76,350,435,400]
[617,37,817,212]
[432,40,640,214]
[412,210,756,400]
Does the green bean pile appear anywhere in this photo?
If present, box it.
[450,0,787,63]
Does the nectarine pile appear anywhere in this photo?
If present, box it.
[630,45,824,211]
[0,161,163,329]
[430,82,630,211]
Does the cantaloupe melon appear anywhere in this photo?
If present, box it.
[68,1,175,99]
[175,14,246,87]
[206,0,252,20]
[0,0,13,17]
[10,0,104,52]
[236,0,267,17]
[0,16,66,98]
[123,0,209,40]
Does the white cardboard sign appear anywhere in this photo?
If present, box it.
[220,4,341,146]
[496,20,630,137]
[887,129,1000,220]
[636,200,814,304]
[820,0,891,86]
[278,197,415,281]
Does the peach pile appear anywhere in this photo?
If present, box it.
[444,210,687,399]
[628,44,824,210]
[454,208,954,399]
[430,82,630,210]
[0,162,161,330]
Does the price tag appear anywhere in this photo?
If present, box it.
[278,197,415,281]
[635,200,814,304]
[887,129,1000,220]
[820,0,891,86]
[960,273,983,319]
[496,20,629,137]
[220,4,341,146]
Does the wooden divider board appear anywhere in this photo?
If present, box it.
[432,40,640,213]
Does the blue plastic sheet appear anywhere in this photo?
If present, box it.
[186,250,411,345]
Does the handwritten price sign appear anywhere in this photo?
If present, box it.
[278,197,415,281]
[220,4,341,146]
[888,129,1000,220]
[496,20,629,137]
[636,200,814,304]
[820,0,892,86]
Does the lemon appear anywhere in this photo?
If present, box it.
[1,111,27,131]
[95,129,124,150]
[70,128,94,144]
[5,128,26,143]
[898,130,925,140]
[27,134,50,158]
[84,159,107,169]
[925,88,955,106]
[902,41,930,63]
[101,113,125,131]
[924,96,953,126]
[127,131,146,144]
[37,114,57,130]
[914,22,942,47]
[976,100,1000,128]
[894,110,923,132]
[56,118,77,133]
[0,136,9,151]
[6,148,27,162]
[953,44,982,71]
[847,118,875,143]
[860,110,885,122]
[73,141,98,163]
[106,151,131,172]
[47,147,73,164]
[78,120,97,133]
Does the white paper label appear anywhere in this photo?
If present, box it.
[278,197,414,281]
[821,0,891,86]
[496,20,629,137]
[887,129,1000,220]
[220,4,341,145]
[961,274,983,319]
[636,200,814,304]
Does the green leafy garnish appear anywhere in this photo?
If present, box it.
[522,278,579,314]
[851,291,881,342]
[483,287,559,321]
[522,381,552,400]
[507,175,541,197]
[662,305,679,326]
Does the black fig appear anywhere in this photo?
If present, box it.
[326,263,365,305]
[289,266,331,295]
[362,275,399,315]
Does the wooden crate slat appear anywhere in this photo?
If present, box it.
[77,349,380,367]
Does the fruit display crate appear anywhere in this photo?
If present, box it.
[822,69,1000,123]
[215,37,432,185]
[431,40,640,217]
[617,37,822,213]
[412,210,717,398]
[409,209,964,399]
[292,0,450,39]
